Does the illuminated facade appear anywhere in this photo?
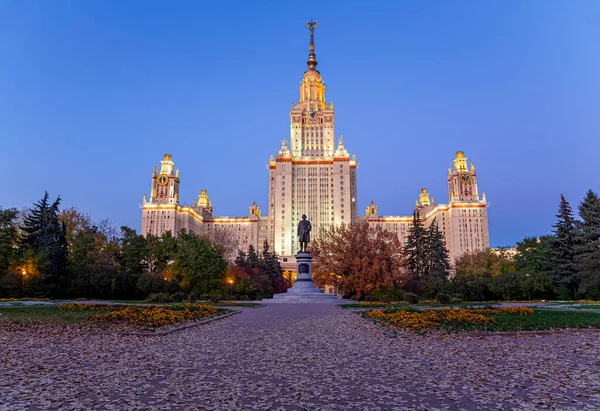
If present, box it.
[361,151,490,263]
[140,22,489,265]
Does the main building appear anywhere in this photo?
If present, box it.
[140,22,490,269]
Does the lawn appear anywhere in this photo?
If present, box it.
[0,306,101,325]
[569,305,600,310]
[339,302,495,309]
[485,310,600,331]
[362,307,600,333]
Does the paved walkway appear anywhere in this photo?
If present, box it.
[1,304,599,410]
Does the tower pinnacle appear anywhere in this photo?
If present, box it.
[306,19,318,71]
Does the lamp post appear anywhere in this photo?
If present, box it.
[19,269,27,297]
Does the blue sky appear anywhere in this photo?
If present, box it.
[1,1,599,247]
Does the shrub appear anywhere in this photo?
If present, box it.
[170,291,186,302]
[450,297,463,304]
[188,291,199,303]
[146,292,171,303]
[436,293,451,304]
[403,292,419,304]
[365,287,404,302]
[209,294,222,303]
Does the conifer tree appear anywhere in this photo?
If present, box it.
[261,240,283,281]
[548,195,580,299]
[234,249,247,267]
[246,244,260,268]
[575,190,600,298]
[404,210,428,293]
[424,219,451,282]
[19,192,68,294]
[0,208,19,273]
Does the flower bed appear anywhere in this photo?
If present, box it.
[57,303,220,329]
[58,303,120,312]
[365,307,535,331]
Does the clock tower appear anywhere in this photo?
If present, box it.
[150,153,180,204]
[448,151,479,202]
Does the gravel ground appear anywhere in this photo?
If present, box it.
[1,304,599,410]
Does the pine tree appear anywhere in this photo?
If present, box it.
[234,249,247,267]
[575,190,600,298]
[425,219,451,281]
[0,207,19,273]
[548,195,580,299]
[246,244,259,268]
[404,210,428,293]
[260,240,281,281]
[19,192,69,295]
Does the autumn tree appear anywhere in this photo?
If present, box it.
[312,222,406,298]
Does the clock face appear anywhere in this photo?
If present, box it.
[309,108,317,120]
[460,172,471,183]
[157,174,169,186]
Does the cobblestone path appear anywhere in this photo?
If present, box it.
[1,303,600,410]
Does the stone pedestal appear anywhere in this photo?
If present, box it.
[265,251,337,303]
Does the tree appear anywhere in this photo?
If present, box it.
[548,195,580,299]
[452,249,515,301]
[0,207,19,273]
[514,236,552,274]
[19,192,68,295]
[201,229,239,262]
[117,226,148,274]
[234,249,247,266]
[173,230,227,294]
[403,210,428,293]
[146,231,177,275]
[575,190,600,299]
[260,240,283,282]
[312,222,406,298]
[420,219,451,297]
[245,244,260,268]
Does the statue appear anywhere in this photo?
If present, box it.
[297,214,312,252]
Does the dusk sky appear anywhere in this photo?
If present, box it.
[1,1,598,247]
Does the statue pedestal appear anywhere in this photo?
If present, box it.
[265,251,337,303]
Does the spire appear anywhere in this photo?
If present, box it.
[306,19,318,71]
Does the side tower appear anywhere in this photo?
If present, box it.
[269,21,358,262]
[444,151,490,261]
[448,151,479,202]
[151,153,180,204]
[141,153,181,236]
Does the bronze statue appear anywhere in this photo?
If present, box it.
[297,214,312,252]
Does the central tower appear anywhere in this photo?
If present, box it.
[268,21,358,262]
[289,20,335,157]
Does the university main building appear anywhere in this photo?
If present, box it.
[141,22,490,269]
